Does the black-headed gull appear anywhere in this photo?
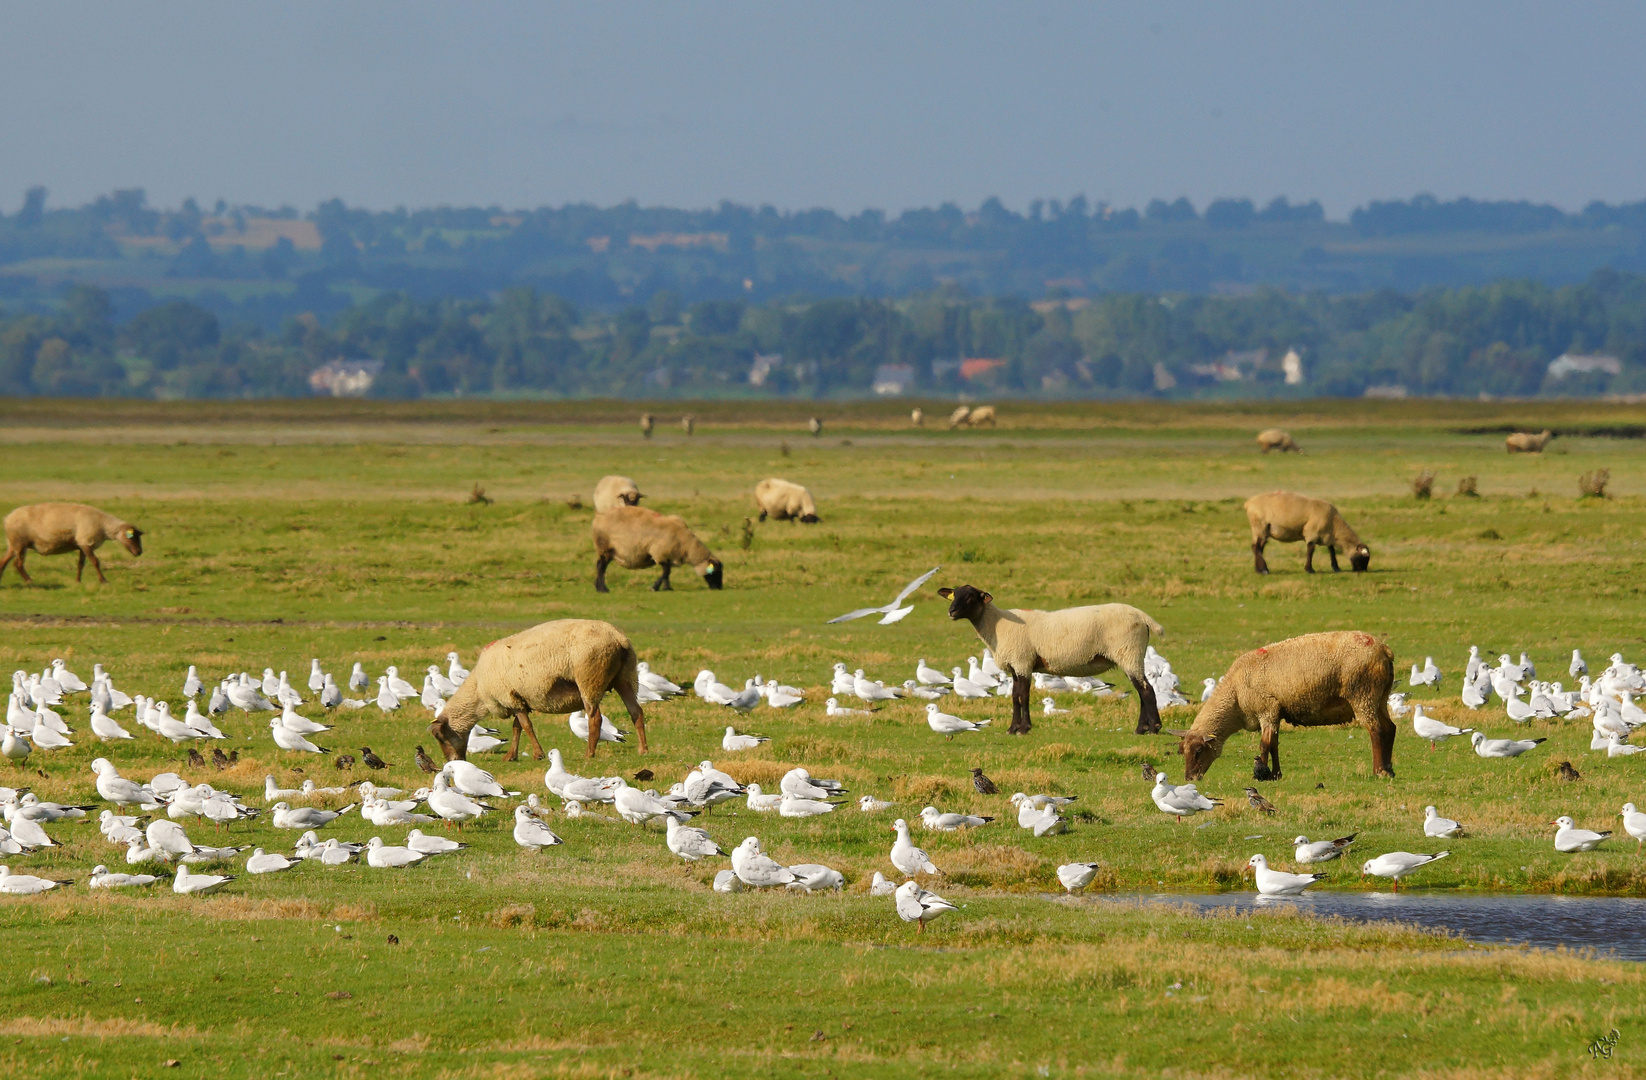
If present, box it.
[146,819,195,860]
[925,703,990,739]
[0,865,69,894]
[712,869,742,892]
[89,703,133,741]
[859,795,893,812]
[664,816,723,860]
[826,698,870,717]
[1056,862,1101,893]
[1386,692,1409,718]
[780,768,845,799]
[1571,650,1588,678]
[1293,833,1357,864]
[902,680,948,701]
[764,681,804,708]
[90,759,160,807]
[1040,697,1068,716]
[853,670,900,705]
[1409,657,1440,687]
[514,805,564,850]
[569,710,625,744]
[366,836,426,868]
[1471,731,1545,758]
[1423,807,1464,838]
[779,794,839,818]
[1151,773,1221,822]
[407,829,468,855]
[1552,816,1610,852]
[919,806,992,831]
[787,864,844,892]
[89,865,159,888]
[173,864,235,895]
[1621,804,1646,849]
[743,784,783,811]
[246,848,300,874]
[443,760,515,798]
[890,818,938,876]
[722,726,769,751]
[428,774,492,827]
[916,660,950,686]
[826,566,940,625]
[1248,854,1323,896]
[1412,706,1472,747]
[636,662,681,696]
[269,718,327,754]
[613,782,690,825]
[869,871,897,895]
[951,669,991,700]
[271,802,355,830]
[894,880,956,932]
[1360,850,1448,890]
[730,836,794,886]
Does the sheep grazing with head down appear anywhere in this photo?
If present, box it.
[1506,429,1553,454]
[593,475,643,513]
[967,405,997,427]
[1255,428,1300,453]
[947,405,972,430]
[429,619,646,762]
[592,505,724,592]
[754,478,819,524]
[1,502,143,585]
[1244,491,1369,575]
[1171,631,1395,781]
[938,584,1164,735]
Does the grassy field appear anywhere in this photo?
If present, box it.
[5,398,1646,1077]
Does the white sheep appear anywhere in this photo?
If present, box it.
[753,478,819,524]
[1,502,143,585]
[592,506,724,592]
[593,475,643,513]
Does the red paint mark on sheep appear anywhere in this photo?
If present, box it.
[1355,633,1374,647]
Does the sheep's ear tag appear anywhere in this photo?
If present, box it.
[937,588,953,599]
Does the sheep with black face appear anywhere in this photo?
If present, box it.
[592,505,723,593]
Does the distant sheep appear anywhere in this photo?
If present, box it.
[910,407,924,426]
[808,417,823,438]
[593,475,643,513]
[947,406,971,429]
[681,415,696,435]
[1244,491,1369,574]
[1,502,142,585]
[1256,428,1300,453]
[639,413,654,438]
[593,505,724,592]
[1506,429,1553,453]
[754,478,819,524]
[968,405,997,427]
[430,619,645,761]
[939,584,1164,735]
[1171,631,1395,780]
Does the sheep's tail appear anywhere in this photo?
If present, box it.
[1142,613,1165,640]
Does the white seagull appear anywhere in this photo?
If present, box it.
[1293,834,1358,864]
[366,836,426,868]
[1552,815,1610,852]
[1471,731,1545,758]
[1423,806,1465,838]
[1151,772,1221,822]
[1057,862,1101,894]
[826,566,940,625]
[1360,850,1449,890]
[890,818,938,876]
[1412,706,1472,747]
[894,880,957,932]
[730,836,795,887]
[514,804,564,850]
[664,816,724,860]
[925,703,990,739]
[722,726,769,751]
[1248,853,1324,896]
[172,864,235,895]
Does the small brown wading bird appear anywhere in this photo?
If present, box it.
[414,746,439,774]
[971,767,999,795]
[360,747,389,770]
[1245,788,1277,815]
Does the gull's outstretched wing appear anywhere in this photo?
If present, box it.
[878,606,915,625]
[827,607,886,625]
[890,566,941,606]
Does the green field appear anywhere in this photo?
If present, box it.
[4,398,1646,1077]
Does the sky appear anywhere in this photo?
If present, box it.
[3,2,1644,220]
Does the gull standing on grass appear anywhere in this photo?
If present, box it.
[90,702,134,741]
[730,836,795,887]
[1151,773,1221,822]
[1412,706,1472,747]
[925,703,990,739]
[1361,850,1449,890]
[916,660,951,686]
[1057,863,1101,894]
[270,717,327,754]
[1293,834,1358,864]
[514,805,564,850]
[428,774,491,827]
[826,566,941,625]
[1248,854,1325,896]
[894,880,957,932]
[890,818,939,876]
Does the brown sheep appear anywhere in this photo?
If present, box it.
[939,584,1164,735]
[593,475,643,513]
[754,478,819,523]
[1256,428,1300,453]
[968,405,997,427]
[1170,631,1395,780]
[947,405,972,429]
[639,413,654,438]
[0,502,143,585]
[593,505,724,592]
[430,619,645,761]
[1245,491,1370,574]
[1506,429,1553,453]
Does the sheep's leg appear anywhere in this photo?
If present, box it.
[1129,674,1162,735]
[1260,727,1282,780]
[758,510,768,522]
[0,545,14,583]
[504,715,525,761]
[518,711,546,761]
[1252,536,1270,575]
[652,563,672,591]
[13,548,31,585]
[1328,546,1341,573]
[1367,710,1397,778]
[594,553,613,593]
[76,550,86,582]
[584,701,605,758]
[1011,674,1033,734]
[615,680,647,754]
[1304,542,1317,573]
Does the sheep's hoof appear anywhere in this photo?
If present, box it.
[594,583,609,593]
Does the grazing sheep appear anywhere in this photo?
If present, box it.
[947,405,972,429]
[681,415,695,435]
[1170,631,1396,781]
[968,405,997,427]
[1244,491,1370,574]
[754,478,819,524]
[592,505,724,592]
[938,584,1164,735]
[593,475,644,513]
[910,407,924,427]
[1506,429,1553,454]
[808,417,823,438]
[639,413,654,438]
[429,619,645,762]
[1256,428,1300,453]
[1,502,143,585]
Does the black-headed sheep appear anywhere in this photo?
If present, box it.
[1245,491,1369,574]
[1171,630,1395,780]
[430,618,645,761]
[593,475,643,513]
[1,502,142,585]
[592,505,724,592]
[754,478,819,523]
[938,584,1164,735]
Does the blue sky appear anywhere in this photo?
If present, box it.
[3,1,1642,218]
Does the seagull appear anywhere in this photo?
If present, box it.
[1360,850,1449,890]
[916,660,951,686]
[779,794,840,818]
[1461,677,1489,710]
[730,836,795,887]
[442,761,512,798]
[722,726,769,751]
[514,805,564,850]
[1607,733,1646,757]
[1412,706,1472,747]
[925,704,990,739]
[920,806,992,831]
[90,759,160,808]
[1552,816,1611,852]
[1423,806,1465,838]
[89,865,160,889]
[827,566,940,625]
[712,869,742,892]
[375,677,400,712]
[1409,657,1440,687]
[426,665,458,697]
[1057,863,1102,894]
[407,829,468,855]
[428,774,492,827]
[1293,834,1358,864]
[366,836,427,868]
[264,776,302,801]
[447,652,470,685]
[277,704,330,735]
[743,784,783,812]
[181,666,203,698]
[89,702,134,741]
[1247,853,1325,896]
[826,698,870,717]
[246,848,300,874]
[569,710,626,743]
[786,864,844,892]
[1471,731,1545,758]
[270,718,327,754]
[951,669,991,700]
[270,802,355,829]
[0,866,69,894]
[1151,772,1220,822]
[1386,692,1410,718]
[145,819,195,860]
[1571,650,1589,678]
[613,782,690,825]
[724,683,763,712]
[890,818,938,876]
[764,680,804,708]
[636,662,682,696]
[664,816,723,860]
[1041,697,1069,716]
[1621,804,1646,850]
[859,795,894,812]
[1504,688,1536,723]
[894,880,957,932]
[173,864,235,895]
[1201,678,1218,703]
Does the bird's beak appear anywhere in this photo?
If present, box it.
[1549,820,1560,826]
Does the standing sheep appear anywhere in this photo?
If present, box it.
[0,503,143,585]
[910,407,924,427]
[430,619,646,761]
[947,406,972,430]
[968,405,997,427]
[808,417,823,438]
[1170,631,1396,780]
[639,413,654,439]
[593,475,644,513]
[1506,429,1553,453]
[681,415,696,436]
[1245,491,1370,574]
[754,478,819,523]
[593,505,724,592]
[938,584,1164,735]
[1256,428,1300,453]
